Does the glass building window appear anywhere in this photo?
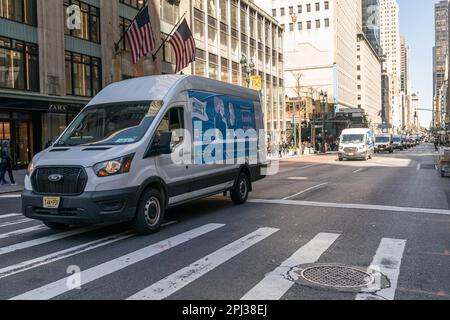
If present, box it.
[231,61,239,85]
[220,28,229,57]
[193,8,205,49]
[208,16,218,52]
[208,53,218,80]
[207,0,216,17]
[219,0,227,24]
[0,0,36,25]
[65,51,101,97]
[119,0,145,10]
[0,36,39,92]
[240,3,248,35]
[64,0,100,44]
[160,0,180,25]
[230,0,238,29]
[194,49,206,76]
[221,57,229,82]
[119,17,132,51]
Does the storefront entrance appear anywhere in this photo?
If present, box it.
[0,117,33,169]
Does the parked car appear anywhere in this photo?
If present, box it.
[375,134,394,153]
[22,75,267,234]
[338,128,375,161]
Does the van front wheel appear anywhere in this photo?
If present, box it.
[231,173,250,205]
[132,188,165,235]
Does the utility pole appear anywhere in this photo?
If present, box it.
[292,72,303,154]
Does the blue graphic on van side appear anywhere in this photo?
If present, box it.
[188,90,258,164]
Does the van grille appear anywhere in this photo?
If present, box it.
[31,167,87,195]
[344,147,358,153]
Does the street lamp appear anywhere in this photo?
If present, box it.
[319,90,328,153]
[240,54,255,88]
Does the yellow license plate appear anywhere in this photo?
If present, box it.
[43,197,61,209]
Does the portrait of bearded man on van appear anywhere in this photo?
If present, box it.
[213,96,227,136]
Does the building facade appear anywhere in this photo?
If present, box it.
[380,0,401,133]
[0,0,284,168]
[434,0,449,130]
[268,0,359,143]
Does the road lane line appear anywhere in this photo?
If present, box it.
[352,168,364,174]
[241,233,340,300]
[356,238,406,300]
[0,225,46,240]
[248,199,450,217]
[0,219,34,228]
[10,223,225,300]
[283,183,328,200]
[0,226,99,256]
[127,227,279,300]
[0,214,21,220]
[0,231,134,279]
[416,163,421,170]
[288,177,309,181]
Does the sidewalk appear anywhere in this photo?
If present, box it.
[0,170,26,194]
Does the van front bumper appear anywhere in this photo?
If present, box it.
[22,187,140,225]
[339,151,367,159]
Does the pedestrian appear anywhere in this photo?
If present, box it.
[278,142,283,158]
[0,140,16,186]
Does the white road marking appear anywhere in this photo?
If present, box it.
[128,227,279,300]
[10,223,225,300]
[416,163,421,170]
[0,226,99,256]
[249,199,450,217]
[0,195,21,199]
[288,177,309,181]
[0,219,34,228]
[0,225,46,240]
[356,238,406,300]
[241,233,340,300]
[0,231,134,280]
[352,168,364,174]
[283,183,328,200]
[0,214,21,220]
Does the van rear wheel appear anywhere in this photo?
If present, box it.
[231,173,250,205]
[132,188,165,235]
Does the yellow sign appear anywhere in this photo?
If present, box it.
[249,75,262,91]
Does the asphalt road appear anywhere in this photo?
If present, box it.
[0,143,449,300]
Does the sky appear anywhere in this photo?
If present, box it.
[398,0,435,128]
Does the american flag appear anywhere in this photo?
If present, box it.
[126,4,156,64]
[169,19,196,73]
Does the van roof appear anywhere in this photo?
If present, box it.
[87,75,260,106]
[341,128,371,133]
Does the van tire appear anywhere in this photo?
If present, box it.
[44,222,70,230]
[131,188,165,235]
[231,173,250,205]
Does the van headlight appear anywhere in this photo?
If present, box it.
[27,162,35,176]
[94,154,134,177]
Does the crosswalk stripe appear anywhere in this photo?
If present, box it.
[127,227,279,300]
[355,238,406,300]
[0,225,46,240]
[0,226,99,256]
[0,219,34,228]
[10,223,225,300]
[0,214,21,220]
[0,231,134,280]
[241,233,340,300]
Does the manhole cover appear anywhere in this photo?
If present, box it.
[300,265,374,288]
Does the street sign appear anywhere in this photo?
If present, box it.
[250,75,262,91]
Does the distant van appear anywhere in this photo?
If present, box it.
[22,75,267,234]
[375,134,394,153]
[338,128,374,161]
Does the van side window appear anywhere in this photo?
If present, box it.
[155,107,185,146]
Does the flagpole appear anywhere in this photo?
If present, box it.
[152,11,187,61]
[114,2,149,54]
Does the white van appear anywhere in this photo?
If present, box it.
[338,128,374,161]
[22,75,267,234]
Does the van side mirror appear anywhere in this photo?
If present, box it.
[147,132,173,157]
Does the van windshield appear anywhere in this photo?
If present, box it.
[55,101,163,146]
[375,136,390,143]
[341,134,365,144]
